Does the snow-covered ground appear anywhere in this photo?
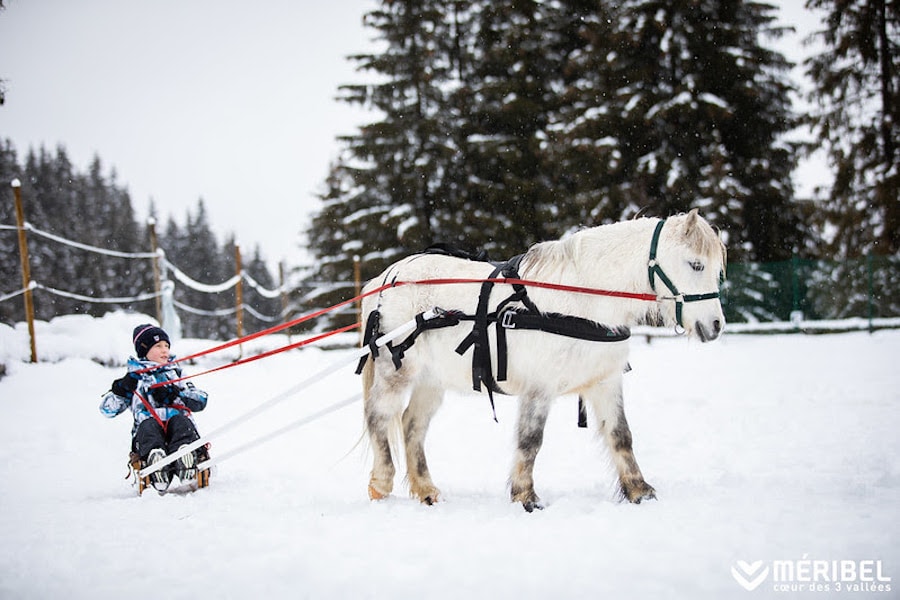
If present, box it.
[0,313,897,599]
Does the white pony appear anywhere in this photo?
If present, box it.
[359,210,726,511]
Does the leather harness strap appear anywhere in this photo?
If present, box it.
[357,248,631,421]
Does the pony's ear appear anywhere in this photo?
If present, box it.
[684,208,700,234]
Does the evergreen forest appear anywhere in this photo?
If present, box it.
[1,0,897,339]
[0,143,280,339]
[304,0,898,327]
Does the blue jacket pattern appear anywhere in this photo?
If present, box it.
[100,356,208,435]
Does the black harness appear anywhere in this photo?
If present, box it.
[357,246,630,420]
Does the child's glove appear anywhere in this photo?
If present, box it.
[152,385,181,405]
[111,373,138,397]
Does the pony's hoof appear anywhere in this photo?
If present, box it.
[512,487,544,512]
[624,481,657,504]
[632,490,656,504]
[368,484,389,501]
[410,483,441,506]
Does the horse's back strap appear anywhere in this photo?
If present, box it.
[422,243,492,263]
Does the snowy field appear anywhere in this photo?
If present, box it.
[0,313,897,599]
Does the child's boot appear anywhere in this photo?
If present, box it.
[176,445,197,481]
[147,448,170,491]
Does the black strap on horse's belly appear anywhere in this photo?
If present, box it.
[495,309,630,381]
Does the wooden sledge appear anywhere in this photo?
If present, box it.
[128,446,211,496]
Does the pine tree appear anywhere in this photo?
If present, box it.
[242,245,281,334]
[805,0,899,257]
[303,0,807,325]
[220,235,240,341]
[460,0,573,255]
[300,167,366,329]
[302,0,465,327]
[563,0,803,262]
[163,199,230,339]
[22,147,82,319]
[77,157,153,317]
[541,1,624,227]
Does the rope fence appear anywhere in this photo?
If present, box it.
[0,285,29,304]
[3,181,897,364]
[1,181,365,361]
[25,223,160,259]
[0,219,363,361]
[0,221,288,307]
[34,282,163,305]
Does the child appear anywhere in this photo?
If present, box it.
[100,324,209,491]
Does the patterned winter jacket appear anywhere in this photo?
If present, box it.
[99,356,208,435]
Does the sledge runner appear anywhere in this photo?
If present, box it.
[100,324,210,494]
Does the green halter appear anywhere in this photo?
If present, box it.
[647,219,721,328]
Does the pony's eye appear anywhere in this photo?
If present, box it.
[689,260,705,272]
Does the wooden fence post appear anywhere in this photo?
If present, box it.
[354,255,362,325]
[147,219,163,323]
[279,261,291,343]
[11,179,37,363]
[234,244,244,352]
[867,253,874,333]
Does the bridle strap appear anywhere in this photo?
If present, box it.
[648,219,666,290]
[647,218,720,327]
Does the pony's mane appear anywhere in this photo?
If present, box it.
[519,237,576,279]
[519,210,727,286]
[520,218,650,281]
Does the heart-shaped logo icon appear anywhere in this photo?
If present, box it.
[731,560,769,591]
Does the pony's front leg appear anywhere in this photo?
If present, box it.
[584,378,657,504]
[510,392,553,512]
[402,383,443,505]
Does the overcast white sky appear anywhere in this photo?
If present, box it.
[0,0,376,268]
[0,1,823,270]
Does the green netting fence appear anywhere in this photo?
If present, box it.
[721,253,900,325]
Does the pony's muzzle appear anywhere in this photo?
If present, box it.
[696,318,723,342]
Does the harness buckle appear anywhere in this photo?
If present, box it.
[500,310,517,329]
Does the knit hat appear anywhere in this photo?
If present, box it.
[133,324,170,359]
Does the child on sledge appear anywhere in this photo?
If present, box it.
[100,324,209,491]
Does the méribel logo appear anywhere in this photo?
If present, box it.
[732,560,770,591]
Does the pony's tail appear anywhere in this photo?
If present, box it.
[346,350,377,457]
[359,355,405,500]
[362,356,404,452]
[358,306,381,412]
[356,348,404,464]
[361,352,375,406]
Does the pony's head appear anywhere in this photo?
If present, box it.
[649,210,727,342]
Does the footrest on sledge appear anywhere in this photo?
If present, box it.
[196,467,210,489]
[195,442,212,489]
[128,451,150,495]
[128,447,212,495]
